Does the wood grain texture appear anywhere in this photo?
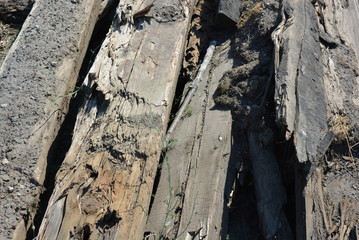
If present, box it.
[274,0,330,163]
[36,0,195,239]
[275,0,359,239]
[145,42,233,240]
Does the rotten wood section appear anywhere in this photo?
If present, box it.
[36,0,195,239]
[0,0,112,238]
[275,0,359,239]
[303,0,359,238]
[274,0,331,164]
[145,41,232,240]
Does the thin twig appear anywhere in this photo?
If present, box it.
[165,41,217,142]
[29,109,64,137]
[350,141,359,150]
[133,2,155,19]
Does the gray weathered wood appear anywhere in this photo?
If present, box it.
[145,41,233,240]
[166,40,216,141]
[215,0,241,28]
[274,0,330,164]
[36,0,195,239]
[247,123,293,239]
[275,0,359,239]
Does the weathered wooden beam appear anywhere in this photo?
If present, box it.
[145,41,233,240]
[36,0,196,239]
[274,0,330,164]
[215,0,241,28]
[274,1,327,238]
[275,0,359,239]
[247,121,294,239]
[166,40,216,141]
[0,0,112,239]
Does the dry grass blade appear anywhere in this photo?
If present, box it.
[331,114,351,143]
[338,199,356,240]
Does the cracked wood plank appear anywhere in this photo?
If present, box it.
[274,0,330,163]
[274,1,331,238]
[145,41,233,240]
[275,1,359,239]
[304,0,359,239]
[247,124,293,239]
[36,0,195,239]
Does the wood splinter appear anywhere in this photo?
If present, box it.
[133,2,155,19]
[165,40,217,143]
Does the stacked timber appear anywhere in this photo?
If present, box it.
[36,0,199,239]
[0,0,358,239]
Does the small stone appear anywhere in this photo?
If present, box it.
[20,209,27,215]
[8,186,14,193]
[9,117,17,123]
[0,104,8,108]
[2,174,10,182]
[1,158,9,165]
[218,136,223,141]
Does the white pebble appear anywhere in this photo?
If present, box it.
[8,186,14,193]
[1,158,9,164]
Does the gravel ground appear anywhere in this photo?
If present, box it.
[0,0,105,238]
